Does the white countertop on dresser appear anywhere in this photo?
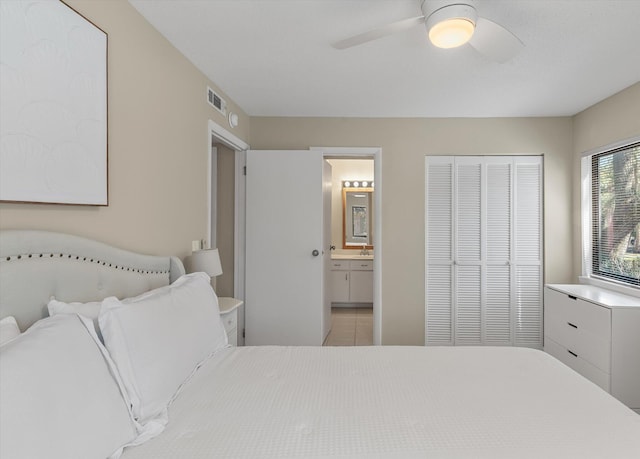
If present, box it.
[546,284,640,308]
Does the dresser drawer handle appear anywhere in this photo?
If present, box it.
[568,350,578,358]
[568,295,577,300]
[567,322,578,329]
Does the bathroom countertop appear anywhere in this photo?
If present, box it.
[331,253,374,260]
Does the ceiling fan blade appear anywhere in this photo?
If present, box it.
[469,17,524,63]
[332,16,425,50]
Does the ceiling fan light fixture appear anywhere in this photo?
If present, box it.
[429,18,475,48]
[426,3,477,49]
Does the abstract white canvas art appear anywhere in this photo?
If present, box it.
[0,0,107,205]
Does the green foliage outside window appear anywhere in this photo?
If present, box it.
[593,144,640,285]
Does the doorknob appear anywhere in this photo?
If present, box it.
[312,249,320,256]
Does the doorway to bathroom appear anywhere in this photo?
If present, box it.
[323,158,375,346]
[235,145,382,346]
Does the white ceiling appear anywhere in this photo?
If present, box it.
[128,0,640,118]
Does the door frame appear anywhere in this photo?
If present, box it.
[208,145,217,249]
[208,120,249,248]
[208,120,249,344]
[311,147,382,346]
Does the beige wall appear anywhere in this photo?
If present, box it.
[2,0,634,346]
[216,144,235,297]
[250,117,575,345]
[572,82,640,279]
[0,0,249,260]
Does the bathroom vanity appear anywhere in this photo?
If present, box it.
[330,177,375,307]
[330,255,373,306]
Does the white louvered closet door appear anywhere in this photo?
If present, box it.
[425,156,542,348]
[455,157,483,345]
[425,157,454,345]
[513,157,543,347]
[485,158,513,345]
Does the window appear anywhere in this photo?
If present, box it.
[590,141,640,287]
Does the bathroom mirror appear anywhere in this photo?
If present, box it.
[343,187,373,249]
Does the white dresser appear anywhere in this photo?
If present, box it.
[544,284,640,413]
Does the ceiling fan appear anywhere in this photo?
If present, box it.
[332,1,524,63]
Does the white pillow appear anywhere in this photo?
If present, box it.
[99,272,227,425]
[0,314,138,459]
[0,316,20,345]
[48,298,103,342]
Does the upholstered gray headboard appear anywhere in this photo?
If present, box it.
[0,230,185,330]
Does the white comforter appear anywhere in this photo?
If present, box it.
[122,346,640,458]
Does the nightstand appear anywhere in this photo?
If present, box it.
[218,297,243,346]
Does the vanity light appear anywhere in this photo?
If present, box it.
[342,180,374,189]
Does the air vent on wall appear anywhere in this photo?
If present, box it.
[207,86,227,115]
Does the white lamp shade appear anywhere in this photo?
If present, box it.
[190,248,223,277]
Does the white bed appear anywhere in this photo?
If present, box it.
[121,346,640,459]
[1,230,639,459]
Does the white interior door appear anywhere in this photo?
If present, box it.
[245,150,325,345]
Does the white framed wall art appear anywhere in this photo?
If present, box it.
[0,0,108,205]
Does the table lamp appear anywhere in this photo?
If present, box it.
[189,248,223,278]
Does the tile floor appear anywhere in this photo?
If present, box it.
[323,307,373,346]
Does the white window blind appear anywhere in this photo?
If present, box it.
[591,143,640,287]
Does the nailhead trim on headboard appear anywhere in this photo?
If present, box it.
[2,253,170,275]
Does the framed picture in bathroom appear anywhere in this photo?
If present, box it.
[343,186,373,248]
[352,206,368,237]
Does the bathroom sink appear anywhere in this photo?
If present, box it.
[331,253,373,260]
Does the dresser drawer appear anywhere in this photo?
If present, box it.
[545,288,611,371]
[350,260,373,271]
[221,310,237,334]
[545,336,610,392]
[548,324,611,373]
[545,288,611,340]
[330,260,349,270]
[222,312,237,347]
